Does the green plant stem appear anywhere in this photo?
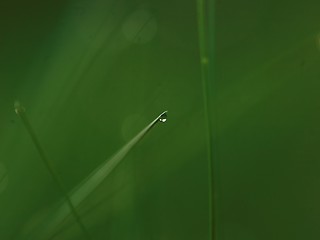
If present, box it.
[196,1,214,239]
[14,102,91,240]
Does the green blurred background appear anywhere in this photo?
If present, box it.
[214,0,320,239]
[1,0,320,239]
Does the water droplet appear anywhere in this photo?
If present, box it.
[159,111,167,123]
[14,101,25,115]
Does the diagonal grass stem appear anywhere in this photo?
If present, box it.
[14,101,91,240]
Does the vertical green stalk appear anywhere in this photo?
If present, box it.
[14,102,91,240]
[196,0,215,239]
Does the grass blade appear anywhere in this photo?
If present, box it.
[196,1,215,239]
[70,111,167,208]
[18,107,167,239]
